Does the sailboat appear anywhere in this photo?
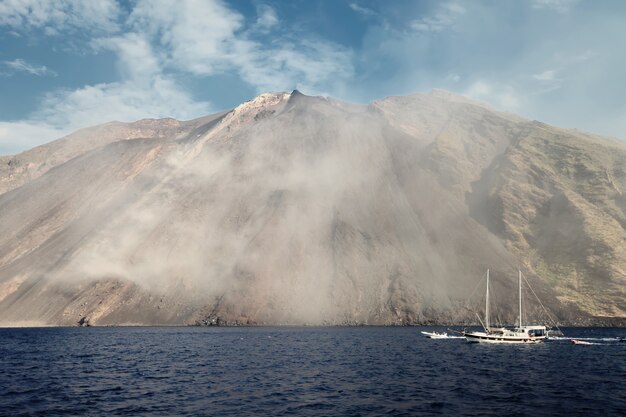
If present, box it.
[463,269,547,344]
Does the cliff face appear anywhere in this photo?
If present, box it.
[0,90,623,326]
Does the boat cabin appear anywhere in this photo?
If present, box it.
[518,326,546,337]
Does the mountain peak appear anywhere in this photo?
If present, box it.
[237,92,291,111]
[225,92,291,122]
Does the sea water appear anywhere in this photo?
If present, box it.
[1,326,624,416]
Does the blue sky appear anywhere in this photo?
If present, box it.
[1,0,625,154]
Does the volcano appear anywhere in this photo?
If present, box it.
[0,90,624,326]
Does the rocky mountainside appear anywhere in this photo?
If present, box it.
[0,90,624,326]
[0,113,228,195]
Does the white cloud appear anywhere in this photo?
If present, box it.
[0,121,70,154]
[349,3,376,18]
[130,0,354,95]
[0,75,210,154]
[570,49,595,63]
[0,30,211,155]
[532,69,556,81]
[254,4,279,31]
[530,50,595,93]
[531,0,579,14]
[2,58,56,76]
[129,0,244,76]
[36,78,210,128]
[92,33,161,82]
[446,73,461,83]
[410,2,465,33]
[41,31,211,128]
[234,39,354,94]
[0,0,121,35]
[464,81,522,112]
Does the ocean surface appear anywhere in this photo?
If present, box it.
[1,326,624,416]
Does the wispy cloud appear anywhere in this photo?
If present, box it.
[40,31,210,127]
[2,59,57,77]
[254,4,279,32]
[531,0,579,14]
[129,0,245,76]
[0,30,210,154]
[92,33,160,82]
[0,0,121,35]
[532,69,556,81]
[464,81,522,112]
[530,50,595,91]
[129,0,353,94]
[349,3,376,18]
[235,39,354,94]
[410,2,465,33]
[446,73,461,83]
[0,77,209,155]
[0,121,70,154]
[530,69,563,96]
[570,49,595,63]
[0,75,208,155]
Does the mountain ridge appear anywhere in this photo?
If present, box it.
[0,90,624,326]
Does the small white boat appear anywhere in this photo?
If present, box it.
[462,270,547,344]
[571,339,593,345]
[421,331,449,339]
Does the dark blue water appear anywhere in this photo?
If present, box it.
[1,327,624,416]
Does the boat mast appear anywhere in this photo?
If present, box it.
[518,270,522,328]
[485,269,490,331]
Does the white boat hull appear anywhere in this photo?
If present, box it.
[464,331,546,344]
[421,331,449,339]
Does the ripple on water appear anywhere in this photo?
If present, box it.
[0,326,624,416]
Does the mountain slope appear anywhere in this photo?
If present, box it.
[467,122,626,318]
[0,112,228,196]
[0,90,623,326]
